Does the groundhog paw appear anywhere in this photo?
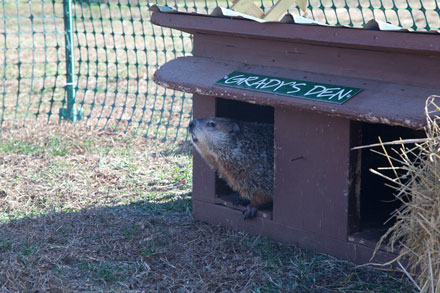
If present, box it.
[242,206,258,220]
[233,197,250,207]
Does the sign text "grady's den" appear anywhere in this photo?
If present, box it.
[216,72,362,104]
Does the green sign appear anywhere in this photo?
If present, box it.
[216,71,362,104]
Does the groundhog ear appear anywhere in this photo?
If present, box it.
[231,122,240,134]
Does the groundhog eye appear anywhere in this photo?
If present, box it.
[207,121,216,128]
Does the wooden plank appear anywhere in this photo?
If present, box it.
[192,200,397,265]
[274,107,350,240]
[347,122,362,235]
[193,33,440,90]
[154,56,433,129]
[150,12,440,55]
[213,195,273,220]
[192,94,217,204]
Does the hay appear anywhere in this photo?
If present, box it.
[373,95,440,293]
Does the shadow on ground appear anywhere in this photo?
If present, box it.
[0,197,415,292]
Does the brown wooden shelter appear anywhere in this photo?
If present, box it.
[151,8,440,264]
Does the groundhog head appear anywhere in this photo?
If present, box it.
[189,118,240,155]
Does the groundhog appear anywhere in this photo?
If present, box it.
[189,117,273,219]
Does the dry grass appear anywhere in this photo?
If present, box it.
[0,120,416,292]
[371,95,440,293]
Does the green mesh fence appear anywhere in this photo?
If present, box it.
[1,1,66,127]
[1,0,439,140]
[71,1,198,140]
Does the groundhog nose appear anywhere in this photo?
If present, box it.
[189,120,196,131]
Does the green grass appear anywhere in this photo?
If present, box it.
[78,261,121,282]
[0,137,69,156]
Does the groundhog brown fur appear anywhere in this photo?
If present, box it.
[189,117,273,219]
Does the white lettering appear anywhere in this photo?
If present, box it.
[286,82,307,94]
[224,74,245,85]
[223,74,356,103]
[260,78,282,90]
[274,81,296,92]
[243,76,260,87]
[316,87,342,99]
[304,85,327,96]
[338,89,353,100]
[315,88,353,100]
[249,78,268,89]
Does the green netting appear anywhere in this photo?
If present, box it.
[1,0,439,140]
[71,1,197,140]
[1,1,66,127]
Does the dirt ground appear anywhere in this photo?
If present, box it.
[0,121,415,292]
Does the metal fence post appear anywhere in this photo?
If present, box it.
[60,0,83,122]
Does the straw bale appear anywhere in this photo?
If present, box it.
[373,95,440,293]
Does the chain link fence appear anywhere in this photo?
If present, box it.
[1,0,439,140]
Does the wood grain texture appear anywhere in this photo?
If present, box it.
[274,107,351,240]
